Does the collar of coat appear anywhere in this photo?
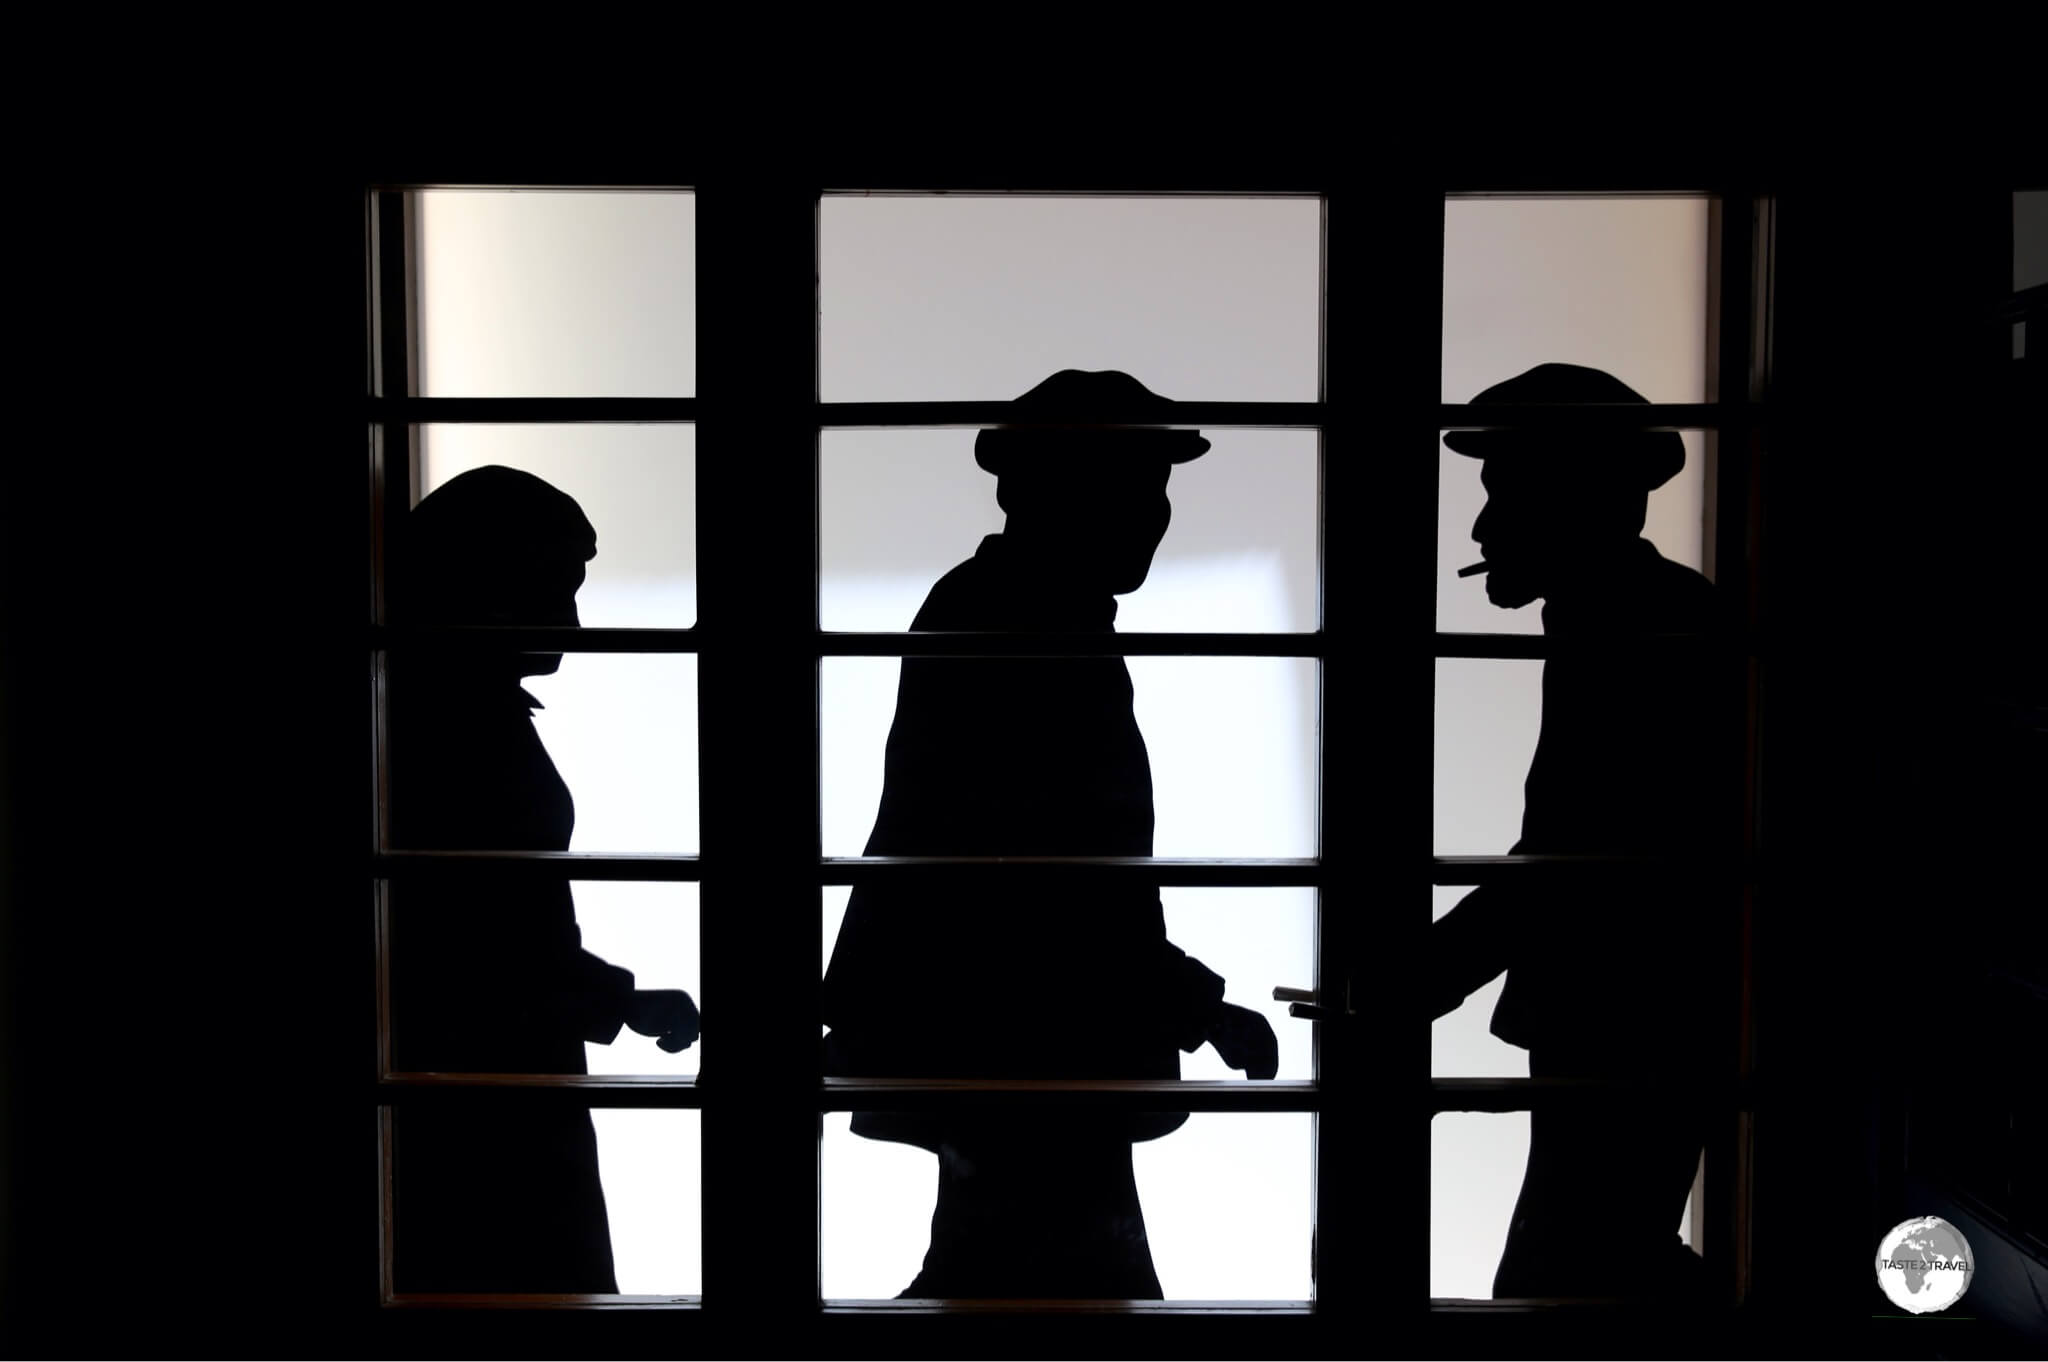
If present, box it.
[973,533,1121,630]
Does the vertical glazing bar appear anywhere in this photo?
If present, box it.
[1707,191,1764,1312]
[1314,177,1442,1329]
[369,189,412,1310]
[370,191,415,857]
[695,180,824,1331]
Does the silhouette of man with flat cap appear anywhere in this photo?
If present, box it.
[822,370,1279,1299]
[388,465,698,1293]
[1429,364,1734,1300]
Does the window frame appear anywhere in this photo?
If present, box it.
[362,174,1771,1340]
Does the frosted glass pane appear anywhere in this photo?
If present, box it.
[1432,1111,1529,1299]
[393,1108,699,1296]
[820,887,1315,1083]
[1433,1109,1702,1300]
[419,424,696,628]
[821,430,1317,634]
[414,190,695,397]
[822,1112,1312,1300]
[1434,657,1543,858]
[1436,439,1706,636]
[820,196,1319,402]
[386,880,699,1079]
[532,655,697,855]
[577,883,700,1078]
[823,657,1316,859]
[388,653,698,856]
[1442,197,1709,405]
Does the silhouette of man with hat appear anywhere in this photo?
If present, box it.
[388,465,699,1293]
[1429,364,1734,1299]
[822,370,1279,1299]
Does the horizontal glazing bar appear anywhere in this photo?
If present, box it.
[374,852,701,881]
[821,1078,1321,1113]
[374,627,700,653]
[371,182,696,191]
[1433,855,1752,887]
[385,1294,700,1309]
[1432,1078,1750,1114]
[822,187,1329,199]
[822,632,1323,658]
[823,402,1732,431]
[1444,188,1722,199]
[1439,403,1724,431]
[823,857,1323,888]
[378,1074,701,1107]
[370,855,1749,887]
[370,629,1745,660]
[820,401,1321,429]
[364,397,1743,430]
[1427,1297,1653,1310]
[368,397,699,423]
[1435,632,1747,660]
[823,1300,1315,1314]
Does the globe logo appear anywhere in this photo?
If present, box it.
[1874,1216,1974,1314]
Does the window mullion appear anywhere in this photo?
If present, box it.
[693,180,825,1323]
[1311,182,1443,1323]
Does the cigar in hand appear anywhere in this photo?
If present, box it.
[1456,561,1490,578]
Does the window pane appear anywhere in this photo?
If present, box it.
[386,880,699,1078]
[417,424,696,628]
[413,190,695,397]
[1434,657,1543,857]
[1436,436,1707,636]
[822,1111,1312,1300]
[1433,1111,1703,1300]
[388,652,699,855]
[577,883,701,1077]
[392,1107,700,1295]
[820,196,1320,402]
[821,887,1314,1083]
[1442,197,1710,405]
[824,656,1316,859]
[821,430,1317,633]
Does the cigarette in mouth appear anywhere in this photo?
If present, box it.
[1456,561,1490,578]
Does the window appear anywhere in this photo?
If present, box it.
[365,176,1768,1342]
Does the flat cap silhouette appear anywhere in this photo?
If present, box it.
[1443,363,1685,490]
[975,370,1211,475]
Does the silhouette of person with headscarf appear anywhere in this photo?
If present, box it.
[822,371,1280,1300]
[388,465,698,1294]
[1429,365,1733,1300]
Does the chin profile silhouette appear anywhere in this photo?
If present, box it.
[822,371,1279,1300]
[1431,365,1733,1300]
[387,465,698,1294]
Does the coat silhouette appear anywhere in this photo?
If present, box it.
[1431,365,1734,1300]
[387,465,696,1294]
[822,371,1278,1299]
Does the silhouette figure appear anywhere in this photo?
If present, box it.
[822,371,1280,1299]
[387,466,698,1294]
[1430,365,1731,1300]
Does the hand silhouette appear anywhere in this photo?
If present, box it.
[626,989,700,1053]
[1208,1002,1279,1080]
